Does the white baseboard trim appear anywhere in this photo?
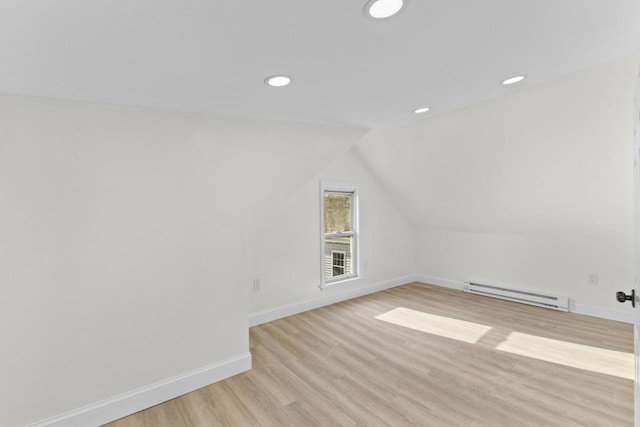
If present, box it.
[27,352,252,427]
[570,300,634,324]
[249,274,421,327]
[249,272,633,327]
[414,274,467,291]
[416,274,635,324]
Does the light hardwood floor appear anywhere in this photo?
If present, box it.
[106,282,634,426]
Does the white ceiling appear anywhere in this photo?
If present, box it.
[1,0,639,130]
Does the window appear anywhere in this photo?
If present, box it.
[332,251,346,276]
[321,182,359,286]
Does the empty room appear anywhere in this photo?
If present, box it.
[2,0,640,426]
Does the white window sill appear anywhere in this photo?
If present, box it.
[321,274,360,289]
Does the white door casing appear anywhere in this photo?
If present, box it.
[634,69,640,427]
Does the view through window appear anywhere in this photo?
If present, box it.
[322,185,358,284]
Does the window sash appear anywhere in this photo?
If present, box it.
[325,236,355,282]
[324,231,354,239]
[323,192,353,234]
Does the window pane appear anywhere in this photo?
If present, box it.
[324,192,352,233]
[324,236,353,279]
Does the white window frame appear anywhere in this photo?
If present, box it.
[320,181,359,287]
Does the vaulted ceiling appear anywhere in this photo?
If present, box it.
[1,0,639,129]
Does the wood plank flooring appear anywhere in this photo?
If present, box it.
[105,282,634,426]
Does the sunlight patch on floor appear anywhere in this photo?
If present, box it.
[376,307,634,380]
[375,307,493,344]
[496,331,634,380]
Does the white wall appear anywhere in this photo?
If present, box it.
[248,148,416,317]
[0,95,365,426]
[417,230,633,313]
[357,55,640,316]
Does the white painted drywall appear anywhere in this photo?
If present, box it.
[357,55,640,313]
[416,230,632,311]
[247,148,416,315]
[0,95,365,426]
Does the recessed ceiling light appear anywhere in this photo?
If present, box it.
[265,75,292,87]
[414,107,430,114]
[502,75,525,85]
[364,0,405,20]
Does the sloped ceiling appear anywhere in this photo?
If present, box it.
[1,0,639,129]
[356,56,639,237]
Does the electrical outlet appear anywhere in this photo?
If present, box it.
[587,273,598,285]
[253,279,261,291]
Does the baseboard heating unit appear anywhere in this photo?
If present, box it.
[464,282,569,312]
